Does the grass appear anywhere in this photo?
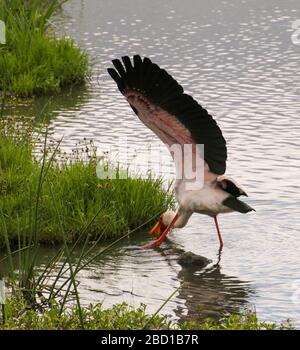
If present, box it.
[0,115,173,323]
[0,0,89,98]
[0,117,173,247]
[0,295,293,330]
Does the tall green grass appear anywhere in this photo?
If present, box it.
[0,0,89,97]
[0,116,173,322]
[0,117,173,247]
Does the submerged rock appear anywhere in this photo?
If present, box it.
[178,251,212,268]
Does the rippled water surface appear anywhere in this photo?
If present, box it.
[5,0,300,325]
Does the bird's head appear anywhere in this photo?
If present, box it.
[149,210,177,237]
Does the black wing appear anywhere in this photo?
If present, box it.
[108,55,227,175]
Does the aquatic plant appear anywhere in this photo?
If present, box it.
[0,296,293,330]
[0,0,89,98]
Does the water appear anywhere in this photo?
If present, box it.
[4,0,300,326]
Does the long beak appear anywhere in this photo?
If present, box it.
[149,220,165,237]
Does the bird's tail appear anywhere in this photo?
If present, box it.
[222,197,255,214]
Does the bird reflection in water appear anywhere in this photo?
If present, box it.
[156,241,253,322]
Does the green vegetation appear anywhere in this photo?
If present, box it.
[180,312,293,330]
[0,296,293,330]
[0,116,173,329]
[0,117,173,247]
[0,0,89,98]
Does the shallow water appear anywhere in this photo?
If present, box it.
[4,0,300,326]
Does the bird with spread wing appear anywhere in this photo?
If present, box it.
[108,55,255,249]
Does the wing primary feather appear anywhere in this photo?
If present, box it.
[107,68,125,92]
[122,56,133,73]
[112,59,127,78]
[133,55,143,89]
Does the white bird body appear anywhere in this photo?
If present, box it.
[175,179,232,216]
[108,55,255,248]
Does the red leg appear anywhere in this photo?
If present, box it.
[142,213,179,249]
[213,216,224,248]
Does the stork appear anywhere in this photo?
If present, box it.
[108,55,255,249]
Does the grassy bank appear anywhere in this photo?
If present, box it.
[0,117,173,247]
[0,296,293,330]
[0,0,89,98]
